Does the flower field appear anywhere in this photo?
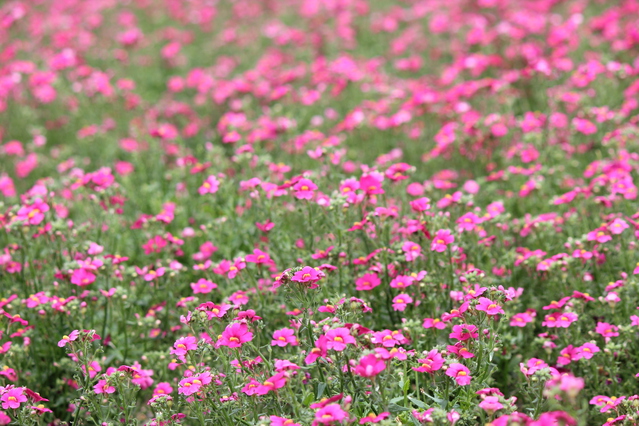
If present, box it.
[1,0,639,425]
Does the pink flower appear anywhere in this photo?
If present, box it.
[190,278,217,294]
[153,383,173,396]
[1,387,27,409]
[520,358,549,376]
[94,379,116,394]
[423,318,447,329]
[271,328,298,347]
[446,363,472,385]
[198,175,220,195]
[595,322,619,339]
[325,328,356,351]
[242,379,261,396]
[510,312,534,327]
[372,330,404,347]
[413,349,445,373]
[70,269,96,287]
[359,412,389,424]
[355,273,381,291]
[576,342,599,360]
[542,312,578,328]
[255,373,287,395]
[293,178,317,200]
[82,361,102,379]
[143,267,165,282]
[449,324,478,341]
[431,229,454,252]
[475,297,504,315]
[354,354,386,378]
[608,218,628,235]
[178,376,204,396]
[305,336,329,365]
[436,191,461,209]
[218,323,254,348]
[291,266,324,288]
[315,404,348,424]
[401,241,421,262]
[389,275,414,289]
[409,197,431,212]
[447,342,475,359]
[479,396,503,415]
[245,249,272,265]
[359,173,384,195]
[170,336,198,358]
[457,212,481,232]
[16,199,49,225]
[587,228,612,244]
[270,416,301,426]
[391,294,413,311]
[557,345,581,366]
[58,330,80,347]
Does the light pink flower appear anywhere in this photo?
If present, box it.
[446,363,472,385]
[271,328,298,347]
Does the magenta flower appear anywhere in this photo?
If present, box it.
[447,342,475,359]
[391,294,413,311]
[70,268,96,287]
[1,387,27,409]
[577,342,600,359]
[178,376,203,396]
[255,373,287,395]
[292,178,317,200]
[325,328,356,351]
[542,312,578,328]
[431,229,454,252]
[401,241,421,262]
[423,318,447,330]
[359,173,384,195]
[170,336,198,358]
[413,349,444,373]
[457,212,481,232]
[190,278,217,294]
[475,297,504,315]
[359,412,389,424]
[58,330,80,347]
[354,354,386,378]
[355,273,381,291]
[510,312,534,327]
[198,175,220,195]
[94,379,116,395]
[519,358,549,376]
[218,323,254,348]
[449,324,478,341]
[291,266,324,288]
[305,336,328,365]
[245,249,272,265]
[81,361,102,378]
[270,416,301,426]
[446,363,472,386]
[557,345,581,366]
[595,322,619,339]
[389,275,414,289]
[478,396,503,415]
[16,199,49,225]
[271,328,298,347]
[153,383,173,396]
[315,404,348,425]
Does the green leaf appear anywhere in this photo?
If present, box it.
[408,396,427,409]
[316,382,327,400]
[388,403,411,413]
